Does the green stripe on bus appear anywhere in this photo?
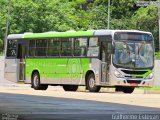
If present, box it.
[26,58,90,78]
[129,70,152,77]
[24,31,94,39]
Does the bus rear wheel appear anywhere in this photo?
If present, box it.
[63,85,78,91]
[32,72,48,90]
[86,73,101,92]
[122,87,135,94]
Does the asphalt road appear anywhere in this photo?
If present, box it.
[0,92,160,120]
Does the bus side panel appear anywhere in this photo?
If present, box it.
[4,59,18,82]
[25,58,90,85]
[65,58,90,85]
[81,58,90,85]
[25,58,67,84]
[25,58,47,84]
[55,58,69,84]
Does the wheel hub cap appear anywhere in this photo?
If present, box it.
[89,77,95,88]
[33,76,39,87]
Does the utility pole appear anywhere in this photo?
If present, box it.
[108,0,110,29]
[150,0,160,51]
[4,0,12,49]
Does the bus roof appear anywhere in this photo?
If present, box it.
[94,29,152,35]
[7,31,94,39]
[7,29,152,40]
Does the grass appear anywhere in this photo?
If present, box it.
[138,87,160,90]
[0,52,4,56]
[155,52,160,60]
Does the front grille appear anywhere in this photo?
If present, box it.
[125,76,132,78]
[125,76,143,78]
[135,76,143,78]
[122,70,148,75]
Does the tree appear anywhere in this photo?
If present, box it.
[0,0,159,52]
[84,0,135,29]
[132,6,159,51]
[0,0,8,50]
[0,39,3,53]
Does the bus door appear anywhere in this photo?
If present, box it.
[101,40,112,83]
[17,42,28,82]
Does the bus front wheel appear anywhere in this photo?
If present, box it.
[86,73,101,92]
[122,87,135,94]
[63,85,78,91]
[32,72,48,90]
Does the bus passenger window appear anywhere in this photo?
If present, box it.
[61,38,72,56]
[47,39,60,56]
[6,40,17,58]
[87,37,99,57]
[35,39,47,57]
[28,40,35,57]
[74,37,87,57]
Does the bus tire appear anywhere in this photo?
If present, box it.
[86,73,101,92]
[63,85,78,91]
[122,87,135,94]
[41,84,48,90]
[32,72,48,90]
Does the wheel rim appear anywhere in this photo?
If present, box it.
[89,77,95,88]
[33,75,39,87]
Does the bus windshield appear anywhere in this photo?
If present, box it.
[113,33,154,69]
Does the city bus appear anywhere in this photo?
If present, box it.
[4,30,154,93]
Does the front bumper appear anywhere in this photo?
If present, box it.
[109,77,154,87]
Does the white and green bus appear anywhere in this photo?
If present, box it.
[4,30,154,93]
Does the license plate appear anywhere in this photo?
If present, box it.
[130,83,138,86]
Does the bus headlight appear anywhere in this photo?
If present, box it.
[146,73,153,79]
[114,70,123,78]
